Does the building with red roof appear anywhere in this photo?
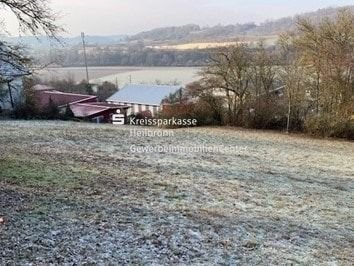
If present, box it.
[32,85,129,123]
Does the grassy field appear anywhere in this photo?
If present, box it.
[0,121,353,265]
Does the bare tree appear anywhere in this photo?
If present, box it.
[0,0,62,109]
[0,0,63,103]
[250,40,278,126]
[252,41,277,99]
[0,0,62,76]
[295,8,354,131]
[295,18,323,114]
[201,43,252,125]
[0,0,62,38]
[278,33,308,132]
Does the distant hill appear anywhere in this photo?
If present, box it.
[3,5,354,68]
[129,23,258,43]
[3,35,127,48]
[129,6,354,43]
[3,6,353,48]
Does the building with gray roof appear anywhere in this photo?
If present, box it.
[107,84,181,116]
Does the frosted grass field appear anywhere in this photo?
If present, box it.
[0,121,353,264]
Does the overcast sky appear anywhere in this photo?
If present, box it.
[2,0,353,36]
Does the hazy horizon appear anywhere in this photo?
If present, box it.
[1,0,353,37]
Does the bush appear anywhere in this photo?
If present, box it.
[245,98,288,130]
[334,121,354,140]
[305,114,354,140]
[159,97,225,128]
[97,81,118,101]
[191,100,224,126]
[12,97,75,121]
[10,82,38,119]
[158,103,194,128]
[11,103,37,119]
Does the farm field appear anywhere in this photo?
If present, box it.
[0,121,353,265]
[37,66,142,83]
[148,36,279,50]
[37,66,201,87]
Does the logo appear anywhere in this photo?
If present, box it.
[112,110,125,125]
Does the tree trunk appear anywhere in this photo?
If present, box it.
[7,82,14,109]
[286,97,291,133]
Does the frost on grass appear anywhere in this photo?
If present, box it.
[0,121,353,265]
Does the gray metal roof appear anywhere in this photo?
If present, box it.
[107,84,181,106]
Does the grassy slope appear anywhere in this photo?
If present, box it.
[0,121,353,264]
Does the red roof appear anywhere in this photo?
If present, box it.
[35,90,97,110]
[32,85,129,119]
[69,102,129,118]
[69,103,110,118]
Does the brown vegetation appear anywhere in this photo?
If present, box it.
[190,9,354,139]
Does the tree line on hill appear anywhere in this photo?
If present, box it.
[42,47,211,67]
[27,6,353,68]
[163,9,354,139]
[129,6,354,42]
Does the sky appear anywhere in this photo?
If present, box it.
[1,0,353,36]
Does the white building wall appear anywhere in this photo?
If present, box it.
[131,104,137,115]
[108,100,160,117]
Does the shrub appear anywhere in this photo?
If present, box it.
[159,98,225,128]
[305,114,354,140]
[245,98,288,130]
[37,99,60,119]
[11,103,37,119]
[159,103,194,128]
[191,99,223,126]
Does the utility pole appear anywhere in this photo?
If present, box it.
[81,32,90,83]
